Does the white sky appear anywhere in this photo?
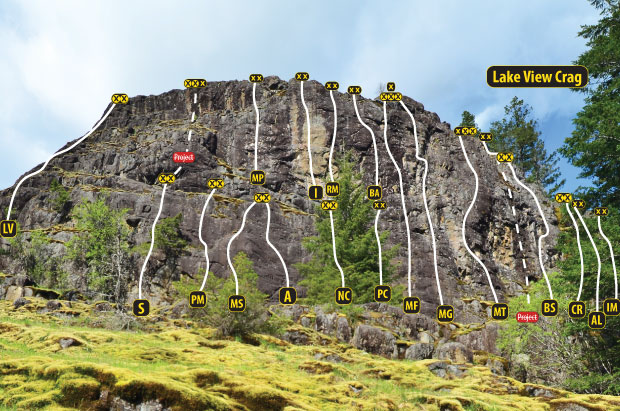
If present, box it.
[0,0,600,191]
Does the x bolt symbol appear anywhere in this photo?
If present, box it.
[373,201,387,210]
[554,193,572,203]
[572,200,586,209]
[325,81,339,90]
[321,200,338,210]
[207,179,225,189]
[497,152,514,162]
[295,72,309,81]
[254,193,271,203]
[158,173,176,184]
[111,94,129,104]
[479,132,493,141]
[387,82,395,91]
[595,207,609,216]
[249,74,263,83]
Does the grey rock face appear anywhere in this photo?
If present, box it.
[436,342,474,363]
[404,342,434,360]
[13,297,29,308]
[0,76,559,319]
[351,324,396,358]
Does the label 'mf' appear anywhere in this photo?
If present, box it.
[491,303,509,320]
[229,295,246,312]
[279,287,297,305]
[335,287,352,305]
[189,291,206,308]
[403,296,420,314]
[436,305,454,323]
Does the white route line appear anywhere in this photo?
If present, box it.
[328,90,345,287]
[458,135,499,303]
[522,259,527,269]
[382,102,411,292]
[265,203,290,287]
[512,205,516,216]
[400,101,442,304]
[191,112,195,122]
[508,163,554,299]
[508,189,513,199]
[6,104,116,220]
[253,83,260,171]
[187,130,193,142]
[519,241,524,251]
[565,204,585,301]
[575,207,602,310]
[353,94,383,285]
[501,172,507,182]
[483,142,497,156]
[138,184,168,299]
[198,189,216,291]
[194,93,197,104]
[227,202,256,295]
[598,216,618,299]
[174,166,182,175]
[525,275,530,303]
[300,81,316,185]
[515,224,520,234]
[353,95,379,186]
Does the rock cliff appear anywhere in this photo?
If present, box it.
[0,76,559,322]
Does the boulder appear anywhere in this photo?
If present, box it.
[335,316,351,342]
[436,342,473,363]
[404,343,434,360]
[46,300,63,311]
[13,297,30,308]
[58,338,82,349]
[351,325,396,358]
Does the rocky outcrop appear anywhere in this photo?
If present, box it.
[351,324,396,358]
[0,76,559,323]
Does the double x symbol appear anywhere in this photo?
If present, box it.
[184,79,207,88]
[321,200,338,210]
[373,201,387,210]
[572,199,586,209]
[249,74,263,83]
[595,207,609,216]
[348,86,362,94]
[111,94,129,104]
[497,152,514,162]
[207,179,225,189]
[295,72,309,81]
[554,193,572,203]
[158,173,176,184]
[387,82,395,91]
[254,193,271,203]
[325,81,339,90]
[479,132,493,141]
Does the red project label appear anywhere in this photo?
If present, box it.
[516,311,539,323]
[173,152,195,163]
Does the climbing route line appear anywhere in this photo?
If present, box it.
[508,163,554,299]
[300,81,316,185]
[484,145,530,303]
[399,101,442,304]
[575,207,602,311]
[253,83,260,171]
[598,216,618,299]
[227,202,256,295]
[198,189,216,291]
[565,204,585,301]
[353,94,383,284]
[265,203,290,287]
[382,102,412,294]
[328,90,345,287]
[138,184,168,299]
[458,136,499,303]
[6,104,116,220]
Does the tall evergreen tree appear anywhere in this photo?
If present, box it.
[489,97,565,193]
[560,0,620,208]
[296,154,397,304]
